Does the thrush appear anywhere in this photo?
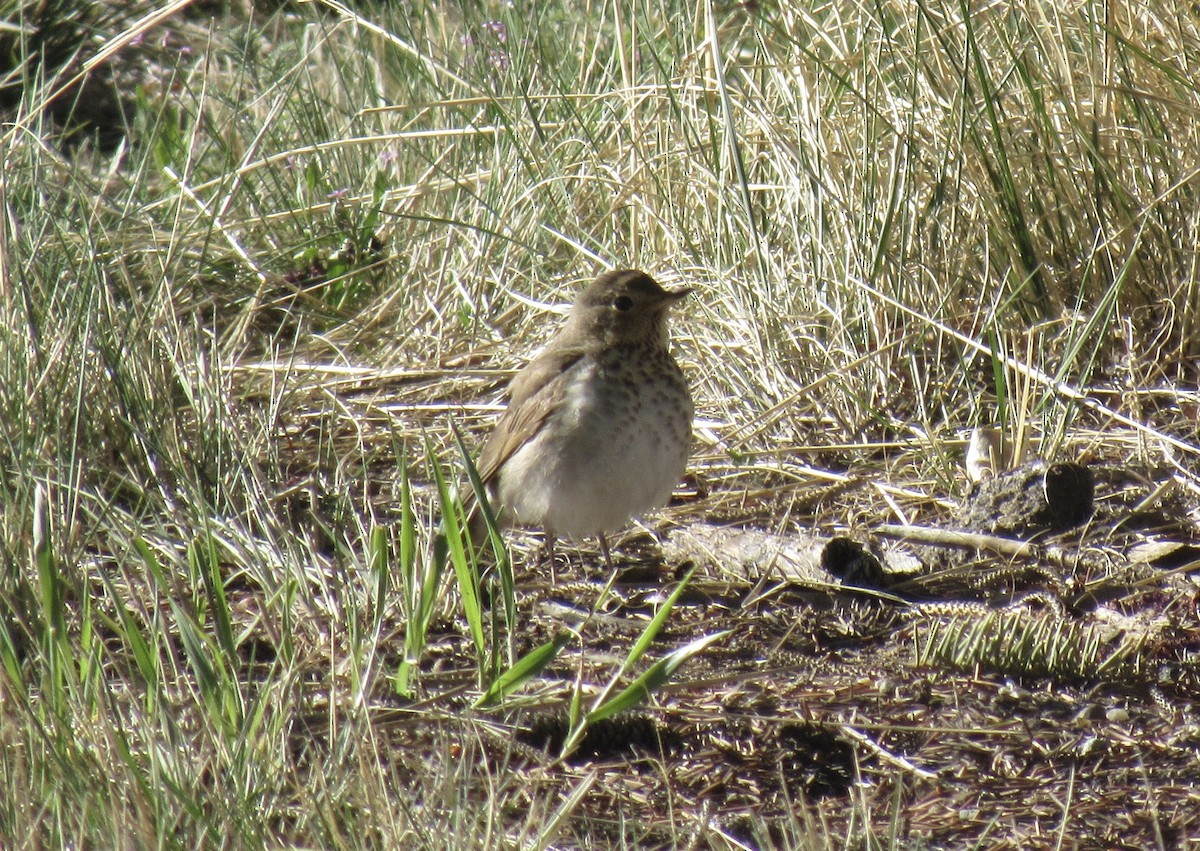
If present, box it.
[468,269,694,569]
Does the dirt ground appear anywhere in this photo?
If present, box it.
[332,441,1200,848]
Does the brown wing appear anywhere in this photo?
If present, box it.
[476,346,587,484]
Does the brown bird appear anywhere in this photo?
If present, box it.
[469,269,694,569]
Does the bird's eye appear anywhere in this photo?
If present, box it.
[613,295,634,312]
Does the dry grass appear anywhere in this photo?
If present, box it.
[1,0,1199,847]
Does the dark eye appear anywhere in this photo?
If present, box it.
[613,295,634,312]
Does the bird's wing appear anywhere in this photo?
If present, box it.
[476,346,587,484]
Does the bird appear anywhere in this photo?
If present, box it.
[467,268,694,571]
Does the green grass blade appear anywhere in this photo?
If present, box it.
[427,441,486,664]
[474,631,571,708]
[451,421,515,666]
[589,630,729,725]
[33,483,65,641]
[591,562,699,713]
[191,534,236,659]
[563,630,729,756]
[370,524,389,629]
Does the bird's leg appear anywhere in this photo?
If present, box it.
[543,531,558,584]
[597,533,614,572]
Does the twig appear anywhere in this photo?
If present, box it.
[838,723,938,781]
[876,523,1037,557]
[875,523,1116,574]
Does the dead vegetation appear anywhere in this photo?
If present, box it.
[4,0,1200,847]
[248,350,1200,847]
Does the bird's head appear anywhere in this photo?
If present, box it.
[568,269,691,347]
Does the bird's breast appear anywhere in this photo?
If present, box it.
[497,347,693,537]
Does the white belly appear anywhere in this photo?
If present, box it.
[496,362,692,537]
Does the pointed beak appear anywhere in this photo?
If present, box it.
[654,286,693,311]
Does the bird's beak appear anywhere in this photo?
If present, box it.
[655,287,693,311]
